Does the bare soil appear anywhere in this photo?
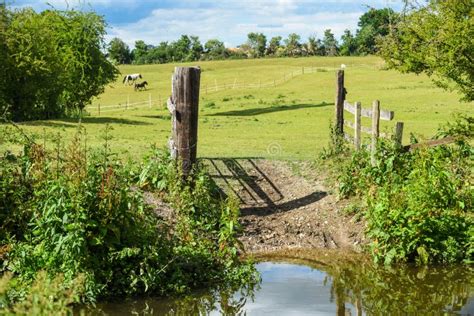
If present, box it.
[205,158,367,254]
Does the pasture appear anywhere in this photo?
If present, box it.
[6,56,473,160]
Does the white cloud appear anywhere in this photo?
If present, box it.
[107,4,364,48]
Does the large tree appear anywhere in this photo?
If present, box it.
[356,7,398,55]
[204,39,227,60]
[266,36,282,56]
[246,32,267,58]
[339,29,357,56]
[379,0,474,101]
[284,33,301,57]
[2,7,118,121]
[108,37,131,64]
[132,40,149,64]
[322,29,338,56]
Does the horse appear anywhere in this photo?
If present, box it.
[134,81,148,91]
[123,73,142,85]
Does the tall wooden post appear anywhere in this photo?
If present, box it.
[169,67,201,177]
[371,100,380,166]
[335,70,345,135]
[354,102,362,150]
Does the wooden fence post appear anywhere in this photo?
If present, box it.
[335,70,345,135]
[214,79,217,92]
[371,100,380,166]
[302,66,304,74]
[354,102,362,150]
[149,93,152,108]
[126,95,129,110]
[98,103,100,116]
[395,122,404,146]
[169,66,201,177]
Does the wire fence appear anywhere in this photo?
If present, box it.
[87,63,380,114]
[202,65,341,93]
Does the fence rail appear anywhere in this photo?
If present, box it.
[88,65,340,114]
[87,93,162,114]
[335,70,404,165]
[202,65,341,94]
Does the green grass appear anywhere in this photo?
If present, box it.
[3,56,472,160]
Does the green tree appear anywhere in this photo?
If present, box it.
[322,29,338,56]
[284,33,301,57]
[2,7,118,121]
[132,40,149,64]
[107,37,131,64]
[246,32,266,58]
[339,29,357,56]
[266,36,282,56]
[379,0,474,101]
[356,7,398,55]
[172,35,192,62]
[305,36,317,56]
[189,36,203,61]
[147,42,171,64]
[60,11,119,111]
[204,39,227,60]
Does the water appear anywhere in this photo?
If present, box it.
[85,253,474,315]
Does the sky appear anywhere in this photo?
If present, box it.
[8,0,404,48]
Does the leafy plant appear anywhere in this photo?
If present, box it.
[0,125,257,310]
[333,116,473,264]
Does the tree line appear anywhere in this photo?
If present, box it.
[108,8,397,64]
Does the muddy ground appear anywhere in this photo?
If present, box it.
[205,159,367,253]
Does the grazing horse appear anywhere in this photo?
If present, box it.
[134,81,148,91]
[123,73,142,85]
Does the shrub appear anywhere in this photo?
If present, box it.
[335,116,473,264]
[0,125,257,309]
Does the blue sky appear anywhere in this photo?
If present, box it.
[8,0,404,48]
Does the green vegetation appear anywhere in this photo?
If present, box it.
[379,0,474,101]
[0,6,118,121]
[325,116,473,264]
[0,125,257,313]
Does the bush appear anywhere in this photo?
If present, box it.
[0,125,257,310]
[334,116,473,264]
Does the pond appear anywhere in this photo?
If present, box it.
[84,250,474,315]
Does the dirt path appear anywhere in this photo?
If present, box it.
[205,159,367,253]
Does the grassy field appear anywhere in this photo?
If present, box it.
[4,56,472,160]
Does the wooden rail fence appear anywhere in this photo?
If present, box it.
[335,70,404,165]
[335,70,456,163]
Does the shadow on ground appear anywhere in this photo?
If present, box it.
[208,102,332,117]
[21,117,152,128]
[202,158,327,216]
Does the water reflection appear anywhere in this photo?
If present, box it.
[84,251,474,315]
